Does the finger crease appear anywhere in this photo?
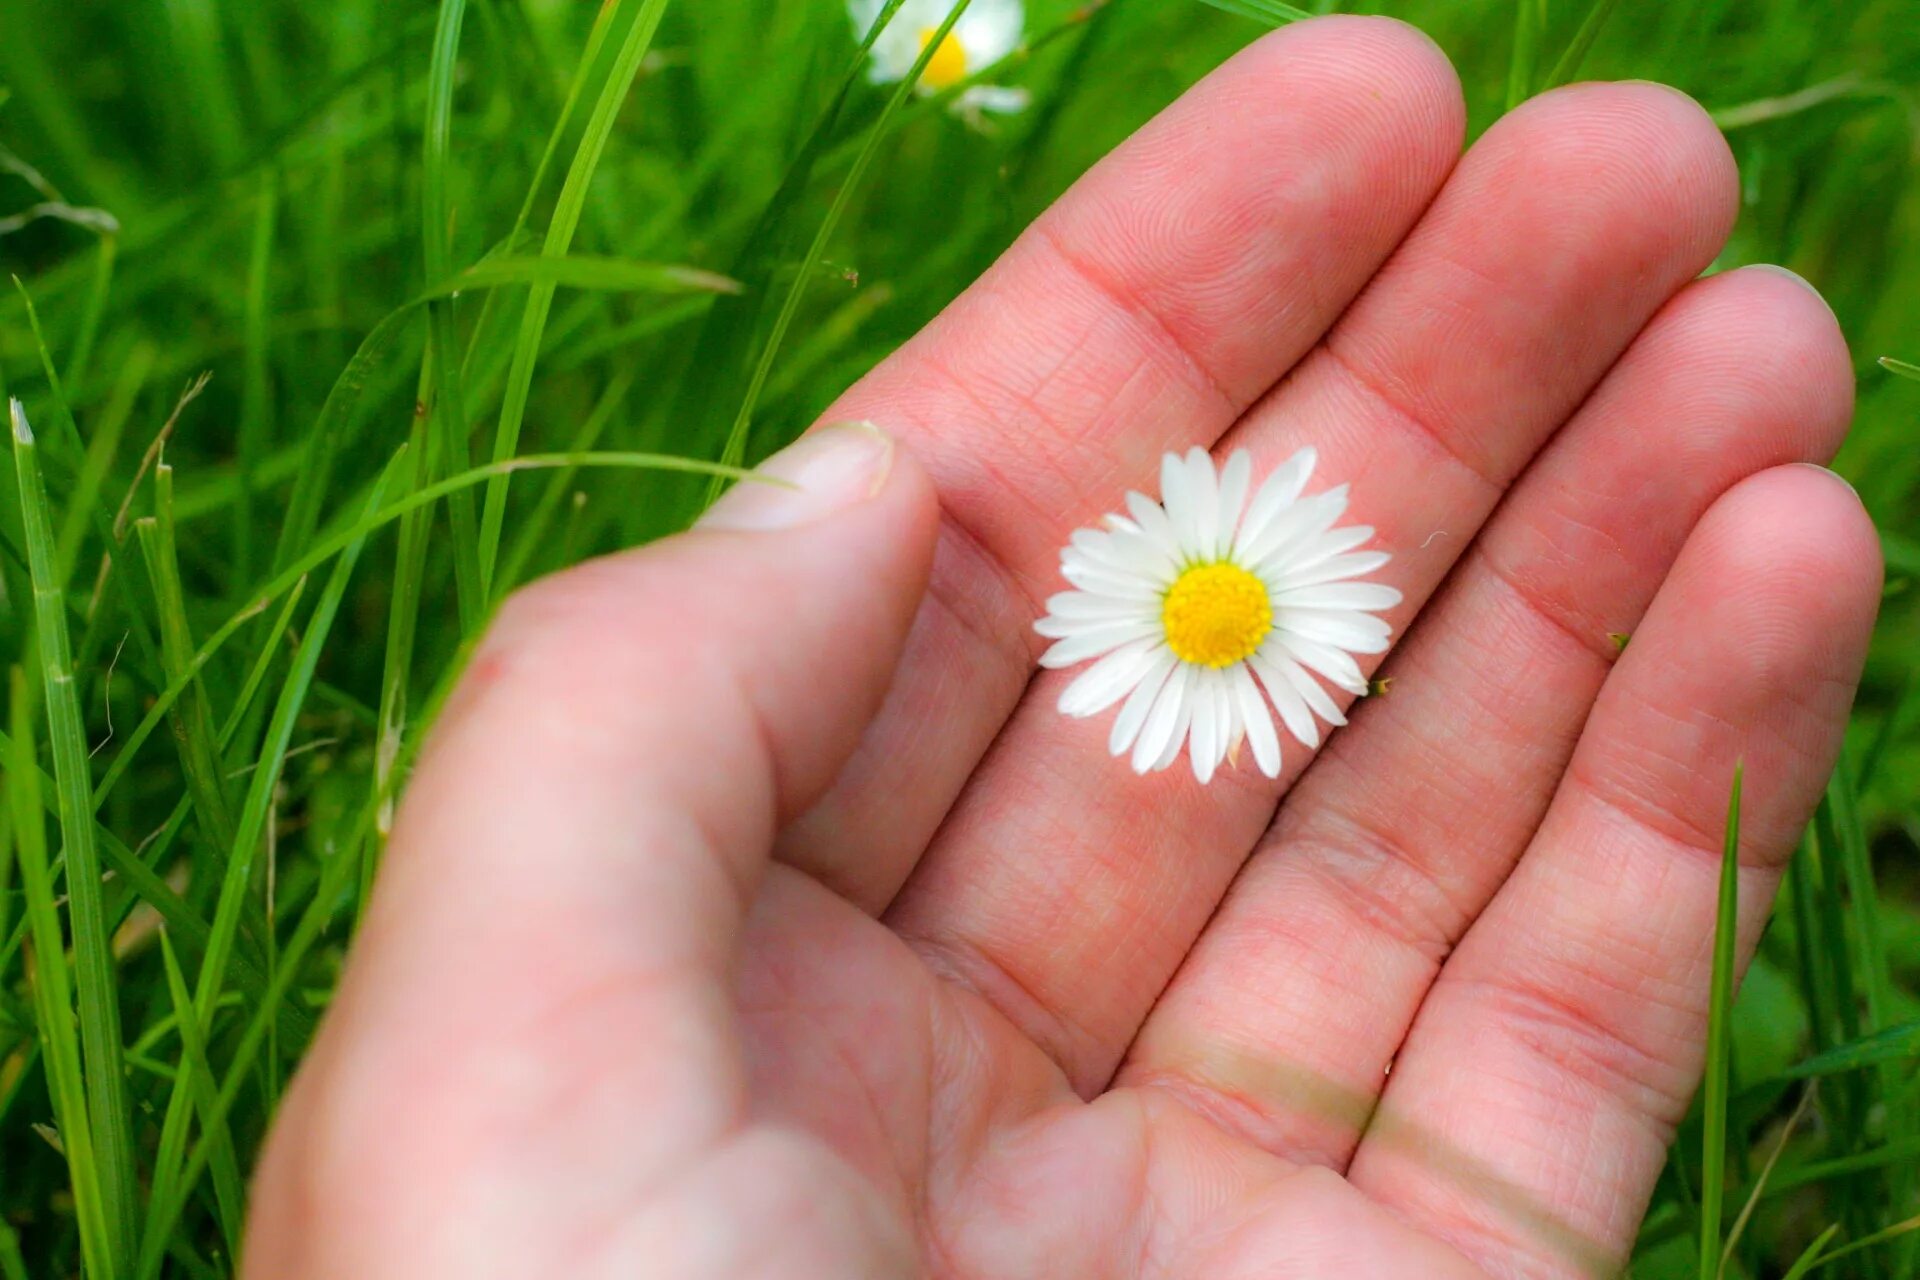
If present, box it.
[1318,338,1507,495]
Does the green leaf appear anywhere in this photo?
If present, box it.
[1773,1017,1920,1083]
[7,668,117,1280]
[10,399,137,1271]
[477,0,677,599]
[1781,1225,1843,1280]
[707,0,978,507]
[1698,763,1741,1280]
[1191,0,1313,25]
[1542,0,1624,92]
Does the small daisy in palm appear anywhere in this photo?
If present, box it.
[849,0,1030,116]
[1035,447,1400,784]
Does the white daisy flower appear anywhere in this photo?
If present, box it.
[849,0,1030,116]
[1034,448,1401,785]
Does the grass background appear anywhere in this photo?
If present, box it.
[0,0,1916,1275]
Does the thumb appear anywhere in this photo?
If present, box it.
[249,423,937,1276]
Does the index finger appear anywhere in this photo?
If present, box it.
[780,16,1467,907]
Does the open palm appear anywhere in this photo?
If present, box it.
[246,18,1880,1279]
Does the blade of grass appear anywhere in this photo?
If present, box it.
[143,930,241,1267]
[0,753,11,986]
[1507,0,1546,109]
[705,0,972,508]
[494,365,636,593]
[1859,669,1917,788]
[52,340,149,591]
[1825,754,1914,1264]
[235,169,279,587]
[1722,1084,1817,1270]
[1756,1017,1920,1085]
[1699,763,1743,1280]
[455,0,621,382]
[0,1220,25,1280]
[137,622,485,1278]
[1808,813,1869,1159]
[62,235,117,395]
[8,669,117,1280]
[1784,1226,1845,1280]
[10,401,137,1271]
[185,457,401,1072]
[1192,0,1313,24]
[163,0,247,166]
[11,278,164,694]
[421,0,485,631]
[368,356,439,921]
[10,280,86,466]
[135,466,238,852]
[672,0,910,504]
[476,0,676,598]
[1801,1214,1920,1273]
[268,248,734,581]
[93,449,764,819]
[1764,1136,1920,1199]
[1787,835,1837,1054]
[1542,0,1625,92]
[0,731,222,967]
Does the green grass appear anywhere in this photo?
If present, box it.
[0,0,1917,1275]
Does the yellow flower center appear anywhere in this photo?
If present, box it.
[1161,561,1273,668]
[918,27,969,89]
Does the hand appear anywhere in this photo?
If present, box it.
[245,17,1879,1279]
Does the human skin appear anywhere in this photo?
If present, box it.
[244,17,1881,1279]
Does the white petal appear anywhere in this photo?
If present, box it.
[1109,648,1177,755]
[1035,613,1108,639]
[1061,558,1161,600]
[1250,652,1319,750]
[859,0,935,80]
[1241,484,1349,568]
[1278,654,1346,727]
[1215,449,1252,559]
[1190,674,1220,784]
[1102,524,1182,582]
[1132,663,1191,773]
[1068,527,1158,577]
[1159,452,1197,557]
[1125,490,1182,555]
[1231,663,1281,778]
[1213,673,1238,776]
[1183,448,1219,560]
[956,0,1024,65]
[1058,638,1160,717]
[1280,611,1391,655]
[1276,581,1404,612]
[1278,634,1369,694]
[955,84,1030,114]
[1234,447,1317,556]
[1220,676,1245,771]
[1040,620,1161,668]
[1279,523,1378,572]
[1042,590,1158,623]
[1269,549,1391,592]
[1152,691,1195,773]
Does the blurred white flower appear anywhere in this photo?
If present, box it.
[848,0,1030,116]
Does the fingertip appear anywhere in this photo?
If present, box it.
[1712,269,1854,443]
[1242,13,1468,170]
[1613,264,1857,465]
[1492,79,1740,270]
[1664,463,1882,688]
